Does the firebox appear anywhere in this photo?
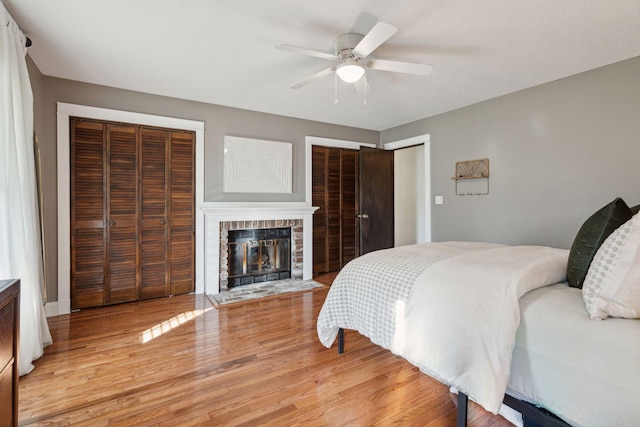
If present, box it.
[227,227,291,288]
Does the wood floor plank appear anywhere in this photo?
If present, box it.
[19,275,512,426]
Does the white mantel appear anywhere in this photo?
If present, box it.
[202,202,318,294]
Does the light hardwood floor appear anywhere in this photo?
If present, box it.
[19,274,511,426]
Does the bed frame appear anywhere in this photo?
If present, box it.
[337,328,572,427]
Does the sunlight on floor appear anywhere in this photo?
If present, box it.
[141,307,213,343]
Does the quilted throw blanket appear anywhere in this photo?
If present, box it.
[317,242,568,413]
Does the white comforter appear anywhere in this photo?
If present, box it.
[317,242,568,414]
[509,284,640,427]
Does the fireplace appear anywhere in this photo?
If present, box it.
[218,217,306,292]
[201,204,318,295]
[227,227,291,288]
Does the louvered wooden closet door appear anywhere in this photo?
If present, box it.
[71,120,140,308]
[312,146,359,274]
[106,125,139,304]
[168,131,195,295]
[326,148,342,272]
[140,128,169,299]
[340,150,359,267]
[71,120,107,309]
[139,128,195,299]
[312,146,329,273]
[72,118,194,308]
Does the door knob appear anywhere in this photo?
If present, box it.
[109,220,116,226]
[160,220,167,225]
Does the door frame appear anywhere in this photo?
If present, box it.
[383,134,431,243]
[304,136,376,206]
[54,103,205,316]
[304,135,430,248]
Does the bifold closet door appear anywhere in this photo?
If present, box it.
[71,119,194,309]
[312,146,359,274]
[339,150,359,267]
[312,146,338,273]
[168,131,195,295]
[140,128,169,299]
[139,129,195,299]
[71,120,139,309]
[106,125,140,304]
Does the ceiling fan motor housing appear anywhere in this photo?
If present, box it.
[333,33,364,60]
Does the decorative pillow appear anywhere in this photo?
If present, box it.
[567,197,633,288]
[632,204,640,215]
[582,214,640,319]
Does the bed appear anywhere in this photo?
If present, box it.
[317,203,640,427]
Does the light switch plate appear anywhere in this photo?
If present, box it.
[435,196,443,205]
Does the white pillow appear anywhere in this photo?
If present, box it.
[582,213,640,319]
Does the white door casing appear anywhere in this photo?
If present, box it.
[54,103,205,316]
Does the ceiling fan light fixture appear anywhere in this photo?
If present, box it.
[336,61,365,83]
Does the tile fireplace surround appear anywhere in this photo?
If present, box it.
[202,203,318,295]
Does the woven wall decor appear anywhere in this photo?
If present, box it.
[451,158,489,195]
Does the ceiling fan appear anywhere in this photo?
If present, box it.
[276,22,433,91]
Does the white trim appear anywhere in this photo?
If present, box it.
[201,201,310,209]
[383,134,429,151]
[44,301,59,318]
[384,134,432,243]
[201,204,318,294]
[304,136,377,206]
[55,103,205,316]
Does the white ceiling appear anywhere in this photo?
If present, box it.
[5,0,640,131]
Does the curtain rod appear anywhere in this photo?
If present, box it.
[4,3,32,47]
[4,20,32,46]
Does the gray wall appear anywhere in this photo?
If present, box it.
[382,56,640,249]
[31,70,378,302]
[30,53,640,301]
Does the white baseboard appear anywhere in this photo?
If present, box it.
[45,298,71,317]
[44,301,59,317]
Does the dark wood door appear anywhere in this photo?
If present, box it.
[359,147,394,255]
[312,146,329,273]
[340,150,359,266]
[312,146,340,273]
[312,146,359,274]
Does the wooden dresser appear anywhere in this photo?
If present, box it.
[0,279,19,427]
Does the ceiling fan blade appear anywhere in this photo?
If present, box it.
[367,59,433,76]
[276,44,339,61]
[353,22,397,58]
[290,67,336,89]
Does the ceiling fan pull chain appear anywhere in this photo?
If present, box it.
[334,72,338,104]
[363,74,367,105]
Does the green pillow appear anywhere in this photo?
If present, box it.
[631,204,640,215]
[567,197,633,288]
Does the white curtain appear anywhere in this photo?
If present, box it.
[1,4,52,375]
